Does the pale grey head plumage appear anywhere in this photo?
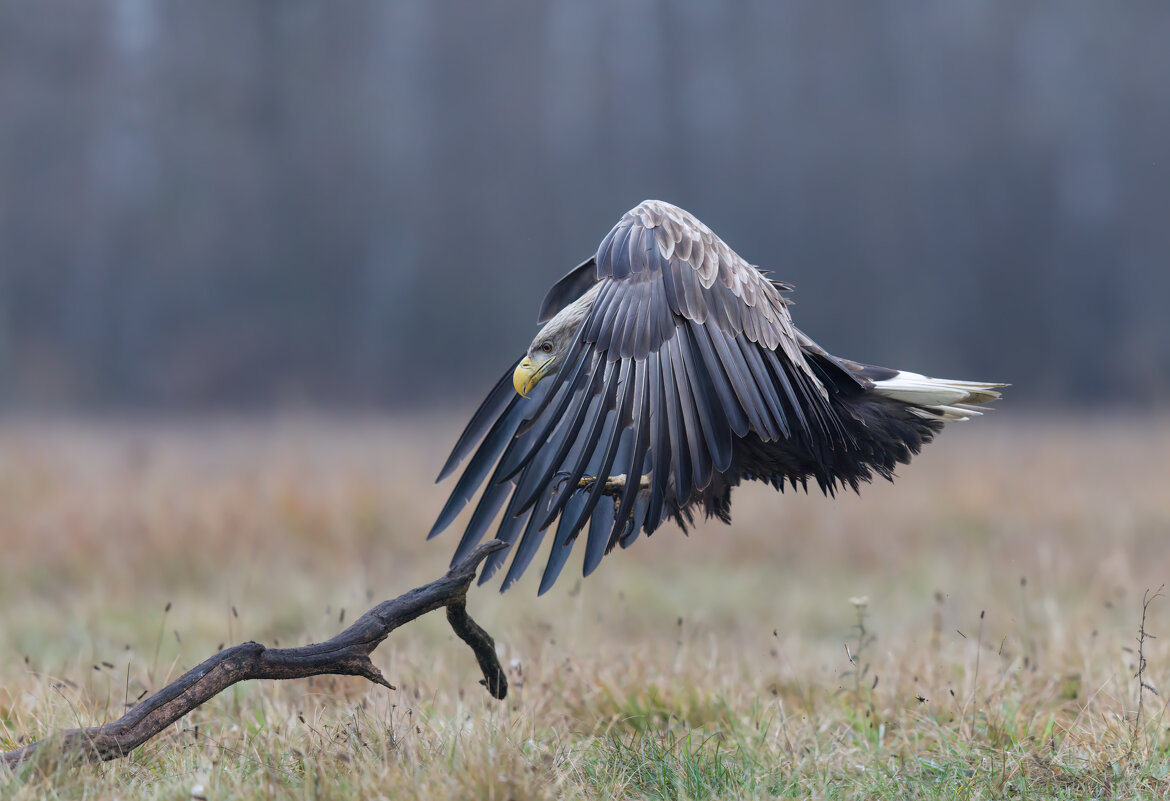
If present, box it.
[513,284,600,397]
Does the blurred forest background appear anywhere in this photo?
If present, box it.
[1,1,1168,411]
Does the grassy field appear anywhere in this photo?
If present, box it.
[2,413,1170,799]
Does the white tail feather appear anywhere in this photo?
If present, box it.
[873,371,1004,422]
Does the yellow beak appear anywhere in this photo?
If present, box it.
[512,356,547,398]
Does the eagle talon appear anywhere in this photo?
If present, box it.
[576,474,653,501]
[550,471,576,499]
[577,474,601,491]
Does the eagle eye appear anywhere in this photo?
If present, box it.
[540,341,554,354]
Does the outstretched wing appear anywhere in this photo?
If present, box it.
[430,200,842,593]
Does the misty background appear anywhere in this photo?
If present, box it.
[1,1,1167,411]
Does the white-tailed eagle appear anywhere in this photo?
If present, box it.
[429,200,1003,593]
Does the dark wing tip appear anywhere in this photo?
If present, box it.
[435,364,520,482]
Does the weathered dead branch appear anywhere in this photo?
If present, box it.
[2,540,508,771]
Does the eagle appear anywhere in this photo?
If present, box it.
[429,200,1003,594]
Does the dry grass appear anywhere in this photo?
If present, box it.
[2,413,1170,799]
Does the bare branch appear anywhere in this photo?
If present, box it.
[2,540,509,771]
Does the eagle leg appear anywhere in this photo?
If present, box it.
[576,473,649,495]
[550,472,650,520]
[573,474,650,521]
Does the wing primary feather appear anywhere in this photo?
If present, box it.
[535,359,622,528]
[597,279,636,356]
[763,348,812,439]
[511,356,606,514]
[737,337,791,440]
[620,493,649,549]
[500,491,555,591]
[476,504,531,585]
[666,335,713,492]
[590,493,617,555]
[645,350,671,532]
[660,333,693,505]
[502,384,620,587]
[583,283,615,343]
[508,419,574,517]
[477,458,551,584]
[537,491,592,595]
[454,360,572,557]
[478,442,561,582]
[706,324,769,436]
[673,329,726,479]
[571,361,635,574]
[436,365,517,482]
[451,476,513,564]
[580,461,626,576]
[427,394,524,540]
[727,333,779,442]
[609,359,650,545]
[689,322,750,437]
